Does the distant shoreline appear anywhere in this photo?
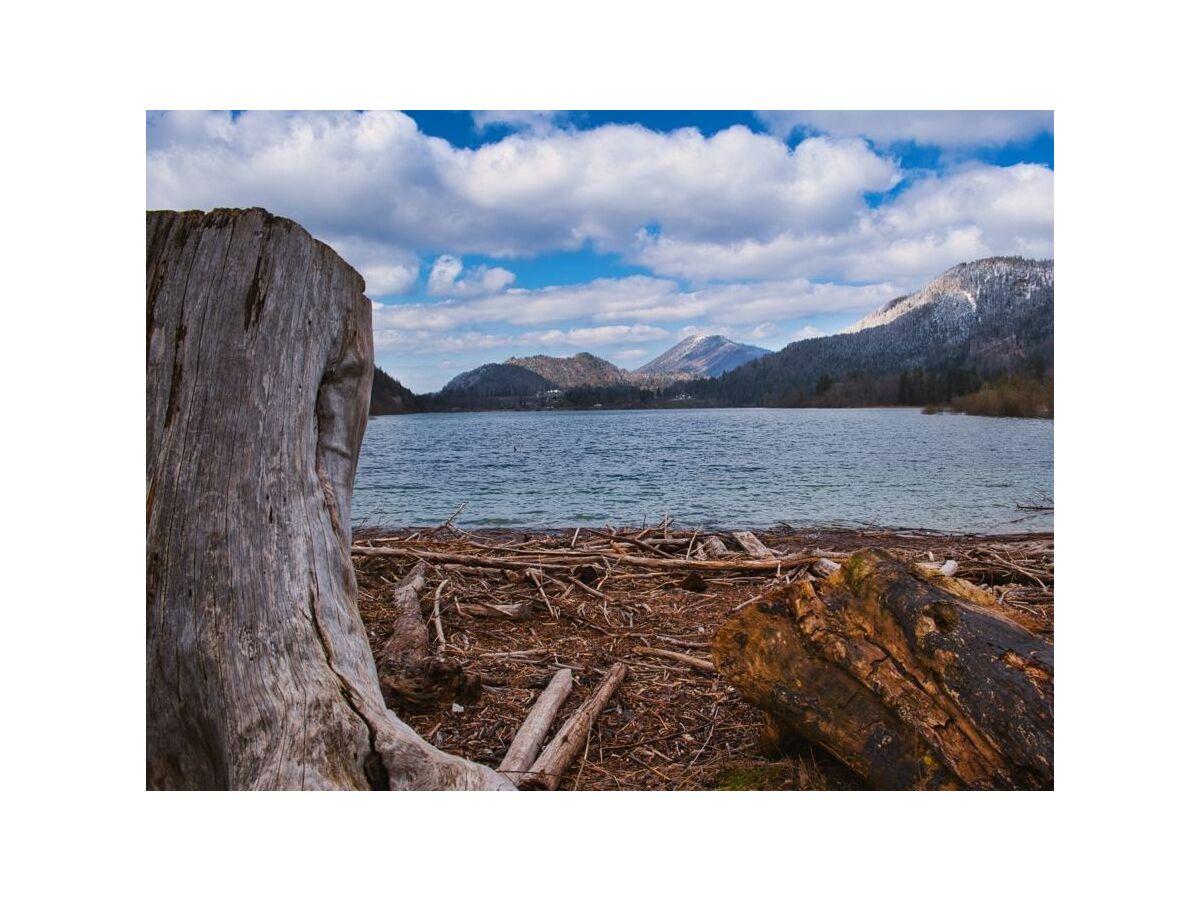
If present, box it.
[369,403,1053,420]
[351,524,1055,544]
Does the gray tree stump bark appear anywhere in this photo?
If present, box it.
[146,207,512,790]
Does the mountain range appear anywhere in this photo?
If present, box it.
[437,336,769,401]
[371,256,1053,413]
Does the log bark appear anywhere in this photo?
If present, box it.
[146,208,511,790]
[914,569,999,608]
[514,662,629,789]
[499,668,574,779]
[712,549,1053,789]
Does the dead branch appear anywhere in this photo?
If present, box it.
[633,645,716,673]
[514,662,630,789]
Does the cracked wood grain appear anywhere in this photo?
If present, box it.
[146,207,512,790]
[712,549,1052,789]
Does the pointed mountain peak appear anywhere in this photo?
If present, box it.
[637,334,770,378]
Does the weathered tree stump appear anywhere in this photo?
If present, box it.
[712,549,1053,789]
[146,207,512,790]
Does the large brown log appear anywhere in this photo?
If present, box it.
[712,549,1053,789]
[146,208,512,790]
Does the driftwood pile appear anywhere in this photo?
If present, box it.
[351,520,1054,790]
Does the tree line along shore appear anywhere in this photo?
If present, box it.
[370,364,1054,419]
[371,256,1053,419]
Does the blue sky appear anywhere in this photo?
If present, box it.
[146,110,1053,392]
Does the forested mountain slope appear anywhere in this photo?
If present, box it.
[691,257,1053,406]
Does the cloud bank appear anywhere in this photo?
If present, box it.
[146,110,1053,391]
[148,110,1052,293]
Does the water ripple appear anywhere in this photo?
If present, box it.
[352,408,1053,533]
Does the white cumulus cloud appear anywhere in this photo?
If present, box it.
[427,255,516,296]
[147,111,918,277]
[147,111,1051,290]
[324,236,419,296]
[632,163,1053,286]
[373,275,899,338]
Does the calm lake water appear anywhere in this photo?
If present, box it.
[352,407,1053,534]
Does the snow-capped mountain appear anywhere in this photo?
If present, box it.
[846,257,1053,337]
[697,257,1053,403]
[637,335,770,378]
[424,258,1051,408]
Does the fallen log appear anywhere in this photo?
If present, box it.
[731,530,774,559]
[352,545,605,570]
[632,645,716,673]
[376,562,482,714]
[352,543,819,573]
[712,549,1053,789]
[379,561,429,663]
[514,662,630,789]
[499,668,574,780]
[701,536,731,558]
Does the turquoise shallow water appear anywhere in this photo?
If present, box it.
[352,407,1053,534]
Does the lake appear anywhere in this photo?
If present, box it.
[352,407,1053,534]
